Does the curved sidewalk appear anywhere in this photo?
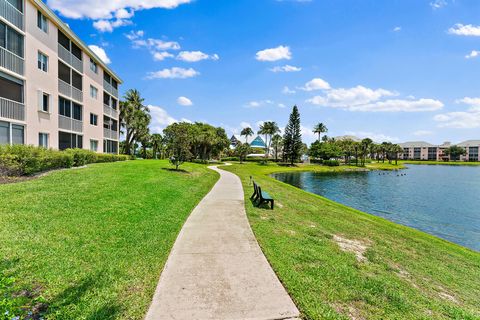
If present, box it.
[145,165,299,320]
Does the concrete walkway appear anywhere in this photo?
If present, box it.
[145,166,300,320]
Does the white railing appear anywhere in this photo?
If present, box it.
[103,104,118,119]
[0,0,24,30]
[58,115,82,133]
[103,128,118,140]
[57,44,83,73]
[58,79,83,103]
[0,96,24,121]
[103,79,118,98]
[0,46,24,75]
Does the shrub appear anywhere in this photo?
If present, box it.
[65,149,98,166]
[95,153,129,163]
[323,159,340,166]
[311,159,323,164]
[221,157,240,162]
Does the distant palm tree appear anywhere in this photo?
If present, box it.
[240,127,254,144]
[361,138,373,166]
[258,121,280,159]
[271,134,283,161]
[391,144,404,165]
[151,133,164,159]
[313,123,328,142]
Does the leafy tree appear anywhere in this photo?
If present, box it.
[309,141,342,160]
[139,133,152,159]
[120,89,151,155]
[258,121,280,159]
[151,134,164,159]
[240,127,254,144]
[313,123,328,142]
[444,145,466,161]
[235,142,252,163]
[283,105,303,165]
[271,134,283,161]
[163,123,192,170]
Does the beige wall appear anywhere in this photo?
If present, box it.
[22,0,118,152]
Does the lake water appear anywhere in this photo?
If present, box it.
[272,165,480,251]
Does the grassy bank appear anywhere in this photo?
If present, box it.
[222,162,480,319]
[0,160,218,319]
[401,160,480,166]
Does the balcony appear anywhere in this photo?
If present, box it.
[0,96,24,121]
[103,104,118,119]
[0,46,24,75]
[58,44,83,73]
[103,128,118,140]
[0,0,23,30]
[103,79,118,98]
[58,115,82,133]
[58,79,83,103]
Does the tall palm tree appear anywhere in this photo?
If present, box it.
[120,89,151,155]
[271,134,283,161]
[240,127,254,144]
[361,138,373,166]
[151,133,164,159]
[258,121,280,159]
[313,123,328,142]
[391,144,404,165]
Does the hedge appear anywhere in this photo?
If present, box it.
[323,159,340,166]
[0,145,130,177]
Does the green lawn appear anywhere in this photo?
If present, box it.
[222,162,480,320]
[0,160,218,319]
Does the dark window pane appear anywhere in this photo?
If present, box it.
[103,92,110,105]
[112,79,118,89]
[0,22,5,49]
[71,42,82,60]
[42,94,49,112]
[58,30,70,50]
[71,71,82,91]
[59,131,71,150]
[111,98,117,109]
[103,115,111,129]
[58,61,71,84]
[77,135,83,149]
[0,74,23,103]
[11,124,24,145]
[103,72,111,83]
[6,0,22,12]
[0,121,9,145]
[6,26,24,58]
[73,103,82,121]
[59,97,71,117]
[112,119,118,131]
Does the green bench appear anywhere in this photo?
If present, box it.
[250,180,274,209]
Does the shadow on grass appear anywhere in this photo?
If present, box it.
[161,167,190,174]
[249,198,273,210]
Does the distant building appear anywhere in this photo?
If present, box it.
[399,140,479,162]
[229,134,266,149]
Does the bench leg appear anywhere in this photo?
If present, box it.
[250,191,256,200]
[270,200,274,210]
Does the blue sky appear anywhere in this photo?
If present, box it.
[48,0,480,144]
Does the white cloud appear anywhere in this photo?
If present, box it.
[176,51,219,62]
[345,131,399,143]
[278,103,286,108]
[349,99,443,112]
[153,51,174,61]
[282,86,296,94]
[413,130,434,136]
[270,65,302,72]
[132,37,181,51]
[93,18,132,32]
[47,0,192,19]
[177,96,193,106]
[240,122,252,129]
[146,67,199,79]
[88,45,111,64]
[430,0,447,9]
[448,24,480,37]
[301,78,331,91]
[149,105,178,133]
[434,98,480,128]
[306,85,396,107]
[256,45,292,61]
[125,30,144,40]
[245,100,274,108]
[465,50,480,59]
[393,26,402,32]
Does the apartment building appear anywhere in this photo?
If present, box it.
[0,0,122,153]
[399,140,480,162]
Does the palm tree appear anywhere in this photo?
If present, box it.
[151,133,164,159]
[360,138,373,166]
[240,127,254,144]
[391,144,404,165]
[258,121,280,159]
[120,89,151,155]
[271,134,283,161]
[313,123,328,142]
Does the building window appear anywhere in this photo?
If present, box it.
[0,21,25,58]
[59,97,82,121]
[59,131,82,150]
[90,58,98,74]
[37,51,48,72]
[90,85,98,99]
[0,121,9,145]
[0,121,23,145]
[37,10,48,33]
[90,140,98,152]
[90,113,98,126]
[103,139,118,154]
[0,73,24,103]
[39,92,50,112]
[39,133,49,148]
[11,124,24,145]
[6,0,23,13]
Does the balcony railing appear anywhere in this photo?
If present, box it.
[58,115,83,133]
[103,128,118,140]
[0,96,24,121]
[58,79,83,103]
[58,44,83,73]
[0,0,24,30]
[103,104,118,119]
[103,80,118,98]
[0,46,24,75]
